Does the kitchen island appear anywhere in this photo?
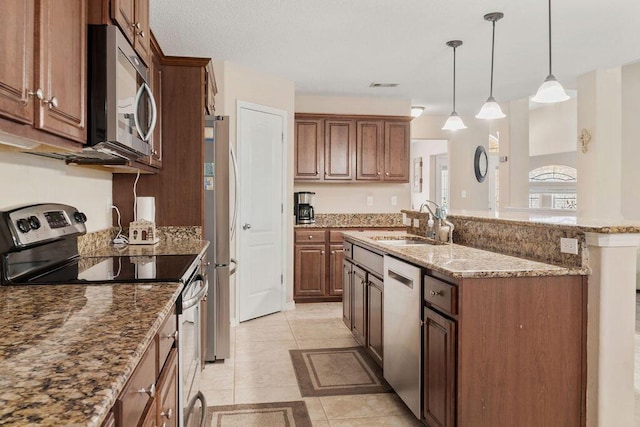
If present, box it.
[342,230,588,427]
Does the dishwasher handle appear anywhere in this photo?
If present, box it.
[387,269,413,289]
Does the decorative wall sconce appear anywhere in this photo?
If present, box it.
[579,129,592,153]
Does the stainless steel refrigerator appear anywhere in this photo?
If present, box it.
[204,115,236,362]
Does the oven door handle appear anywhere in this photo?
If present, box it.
[182,276,208,310]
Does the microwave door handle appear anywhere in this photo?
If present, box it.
[144,83,157,141]
[132,84,145,140]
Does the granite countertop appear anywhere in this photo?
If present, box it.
[294,213,406,229]
[84,239,209,258]
[0,282,182,426]
[343,230,588,279]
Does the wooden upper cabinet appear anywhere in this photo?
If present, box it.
[384,121,410,182]
[324,120,355,180]
[111,0,150,65]
[356,121,383,181]
[37,0,87,143]
[295,119,323,180]
[0,0,35,125]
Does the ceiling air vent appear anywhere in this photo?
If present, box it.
[369,82,399,88]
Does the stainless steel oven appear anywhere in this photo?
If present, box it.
[178,263,208,427]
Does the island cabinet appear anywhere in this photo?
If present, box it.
[342,240,385,366]
[104,306,179,427]
[0,0,87,147]
[294,114,411,183]
[422,272,587,427]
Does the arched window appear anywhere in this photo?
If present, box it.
[528,165,577,210]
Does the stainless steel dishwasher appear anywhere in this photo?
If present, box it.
[383,255,422,418]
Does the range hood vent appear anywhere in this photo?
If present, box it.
[25,141,144,166]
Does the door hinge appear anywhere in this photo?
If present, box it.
[280,274,283,284]
[282,133,284,143]
[281,203,283,214]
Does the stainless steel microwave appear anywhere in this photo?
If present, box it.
[87,25,156,160]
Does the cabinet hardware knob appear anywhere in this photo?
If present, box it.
[27,88,44,100]
[377,171,381,175]
[134,22,141,29]
[430,290,443,297]
[385,172,390,176]
[320,250,324,254]
[165,330,178,340]
[137,30,145,38]
[138,383,156,398]
[161,408,173,419]
[308,236,313,239]
[43,96,58,109]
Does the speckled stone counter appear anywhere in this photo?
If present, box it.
[294,213,405,229]
[343,230,587,279]
[79,227,203,255]
[0,282,182,426]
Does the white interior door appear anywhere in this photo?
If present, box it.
[237,102,285,322]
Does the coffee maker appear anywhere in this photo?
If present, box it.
[294,191,315,224]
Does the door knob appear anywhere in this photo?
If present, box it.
[242,223,251,230]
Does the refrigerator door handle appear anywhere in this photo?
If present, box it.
[229,258,238,276]
[230,145,239,239]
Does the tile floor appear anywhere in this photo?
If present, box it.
[201,302,422,426]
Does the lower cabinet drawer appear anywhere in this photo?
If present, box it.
[117,339,158,425]
[424,275,457,315]
[352,245,383,277]
[295,230,326,243]
[157,306,177,373]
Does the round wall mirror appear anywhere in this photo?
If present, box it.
[474,145,488,183]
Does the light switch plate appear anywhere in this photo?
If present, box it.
[560,238,579,255]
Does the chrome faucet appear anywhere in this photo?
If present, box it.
[419,200,444,220]
[419,200,453,243]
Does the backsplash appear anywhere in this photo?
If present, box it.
[79,226,202,255]
[402,210,586,268]
[302,213,404,228]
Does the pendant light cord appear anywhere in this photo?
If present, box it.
[452,46,457,112]
[490,20,496,97]
[548,0,552,76]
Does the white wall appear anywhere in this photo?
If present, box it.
[294,95,412,213]
[214,60,297,316]
[410,139,447,210]
[0,151,113,232]
[529,98,577,156]
[621,62,640,220]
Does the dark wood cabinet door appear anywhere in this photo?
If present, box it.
[356,121,383,181]
[111,0,136,43]
[295,119,323,180]
[328,244,344,296]
[133,0,150,65]
[157,349,178,427]
[342,260,352,329]
[0,0,35,125]
[324,120,354,180]
[384,121,410,182]
[37,0,86,143]
[294,244,326,298]
[423,307,456,427]
[367,276,383,366]
[140,398,157,427]
[351,266,367,346]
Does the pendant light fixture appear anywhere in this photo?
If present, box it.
[476,12,506,119]
[532,0,569,103]
[442,40,466,131]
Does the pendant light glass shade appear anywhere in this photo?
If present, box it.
[442,112,467,130]
[442,40,465,131]
[411,106,425,118]
[476,97,506,119]
[532,0,569,103]
[476,12,506,120]
[532,74,570,103]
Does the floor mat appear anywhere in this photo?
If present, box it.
[289,346,392,397]
[205,401,312,427]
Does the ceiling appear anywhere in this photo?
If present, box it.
[150,0,640,116]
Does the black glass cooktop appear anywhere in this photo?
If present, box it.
[9,254,198,285]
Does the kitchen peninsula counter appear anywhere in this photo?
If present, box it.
[0,282,182,426]
[343,230,587,279]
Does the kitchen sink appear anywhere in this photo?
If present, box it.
[370,235,445,246]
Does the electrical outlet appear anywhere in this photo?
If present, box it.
[461,190,467,198]
[560,238,579,255]
[412,218,420,228]
[391,196,397,206]
[366,196,373,206]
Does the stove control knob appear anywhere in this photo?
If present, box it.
[73,212,87,223]
[17,218,31,233]
[28,216,41,230]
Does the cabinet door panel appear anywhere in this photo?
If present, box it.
[329,244,344,296]
[324,120,354,180]
[38,0,86,143]
[423,308,456,427]
[157,349,178,427]
[111,0,136,43]
[294,244,326,298]
[352,266,366,345]
[356,121,383,181]
[342,260,352,329]
[295,119,323,180]
[134,0,151,65]
[0,0,34,125]
[367,276,383,366]
[384,121,409,182]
